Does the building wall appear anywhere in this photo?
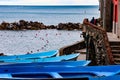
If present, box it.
[99,0,104,19]
[99,0,113,32]
[99,0,120,38]
[105,0,113,32]
[118,0,120,38]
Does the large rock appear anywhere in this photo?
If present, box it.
[57,22,81,30]
[0,20,81,30]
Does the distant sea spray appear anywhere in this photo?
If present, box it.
[0,5,100,25]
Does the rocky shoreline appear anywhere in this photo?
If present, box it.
[0,20,82,30]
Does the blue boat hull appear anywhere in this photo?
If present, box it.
[0,65,120,79]
[1,76,120,80]
[0,60,91,67]
[0,65,120,75]
[0,53,80,63]
[0,50,58,60]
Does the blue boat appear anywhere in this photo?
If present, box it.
[0,65,120,79]
[0,50,58,60]
[0,60,91,67]
[0,53,80,63]
[0,65,119,75]
[1,73,120,80]
[1,74,120,80]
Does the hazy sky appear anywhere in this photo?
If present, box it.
[0,0,99,5]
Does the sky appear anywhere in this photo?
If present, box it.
[0,0,99,5]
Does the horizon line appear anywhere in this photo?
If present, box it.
[0,4,99,6]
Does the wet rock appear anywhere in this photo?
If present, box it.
[46,25,57,29]
[0,22,10,30]
[0,20,81,30]
[57,22,82,30]
[0,53,4,56]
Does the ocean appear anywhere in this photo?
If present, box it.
[0,5,99,55]
[0,5,99,25]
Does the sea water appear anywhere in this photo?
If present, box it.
[0,30,83,55]
[0,5,99,25]
[0,5,99,55]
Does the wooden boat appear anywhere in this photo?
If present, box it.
[0,50,58,60]
[0,53,80,63]
[0,60,91,67]
[0,65,120,79]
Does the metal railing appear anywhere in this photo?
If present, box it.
[83,19,114,65]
